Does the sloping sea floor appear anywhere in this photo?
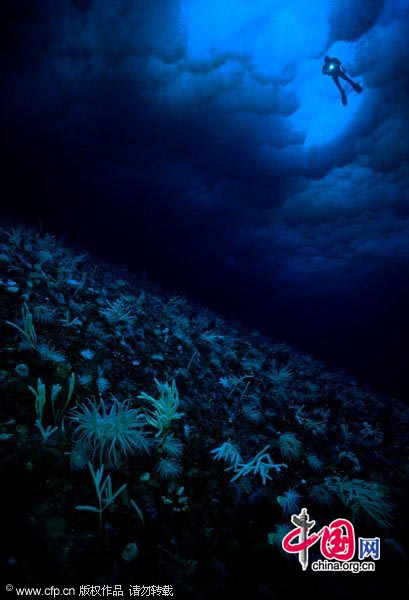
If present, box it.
[0,222,407,599]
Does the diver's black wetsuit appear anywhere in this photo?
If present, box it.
[322,56,363,106]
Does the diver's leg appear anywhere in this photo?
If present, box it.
[332,76,347,105]
[338,72,354,85]
[339,72,363,93]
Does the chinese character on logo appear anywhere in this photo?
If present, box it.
[282,508,356,570]
[358,537,380,560]
[320,518,356,561]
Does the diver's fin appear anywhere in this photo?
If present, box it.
[352,82,363,93]
[341,92,348,107]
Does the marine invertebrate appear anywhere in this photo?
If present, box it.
[229,445,287,485]
[361,421,383,444]
[100,299,135,325]
[328,477,393,529]
[70,397,150,466]
[60,310,81,328]
[269,365,292,398]
[294,405,328,434]
[219,374,253,400]
[277,487,301,517]
[78,367,110,394]
[200,330,225,343]
[306,453,323,471]
[267,523,292,547]
[33,304,56,324]
[7,225,25,248]
[277,432,302,461]
[29,374,75,428]
[310,483,335,507]
[338,451,360,472]
[210,441,243,469]
[29,378,62,426]
[138,379,184,438]
[80,349,95,361]
[75,463,127,531]
[37,342,66,364]
[161,434,184,458]
[6,303,37,348]
[70,441,92,470]
[15,363,29,378]
[242,402,262,423]
[156,457,183,480]
[29,378,48,425]
[67,372,76,408]
[35,421,58,443]
[96,368,110,394]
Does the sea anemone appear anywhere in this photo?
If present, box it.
[70,397,150,466]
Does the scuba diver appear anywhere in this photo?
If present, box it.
[322,56,363,106]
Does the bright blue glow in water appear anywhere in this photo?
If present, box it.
[181,0,364,147]
[290,50,364,147]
